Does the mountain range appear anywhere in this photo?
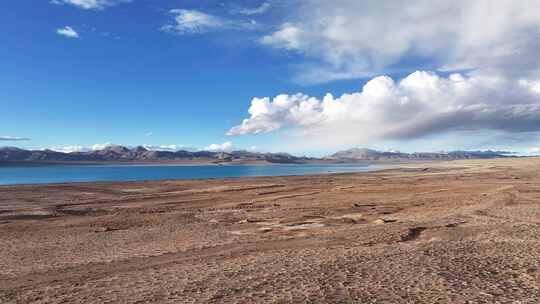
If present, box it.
[325,148,513,161]
[0,145,311,164]
[0,145,513,165]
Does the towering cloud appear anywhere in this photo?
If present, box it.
[227,1,540,150]
[229,71,540,146]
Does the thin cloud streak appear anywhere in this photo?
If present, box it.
[236,2,271,15]
[51,0,132,10]
[0,136,31,141]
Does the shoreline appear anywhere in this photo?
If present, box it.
[0,157,491,168]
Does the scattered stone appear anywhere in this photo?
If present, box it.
[373,218,397,224]
[94,227,121,233]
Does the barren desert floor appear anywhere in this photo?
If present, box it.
[1,158,540,303]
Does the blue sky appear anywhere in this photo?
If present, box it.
[3,1,540,156]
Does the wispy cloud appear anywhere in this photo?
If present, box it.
[57,26,79,38]
[236,2,271,15]
[0,136,30,141]
[51,0,132,10]
[162,9,224,34]
[260,1,540,84]
[161,9,258,35]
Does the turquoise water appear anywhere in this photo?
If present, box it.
[0,163,383,185]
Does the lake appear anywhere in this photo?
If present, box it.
[0,163,384,185]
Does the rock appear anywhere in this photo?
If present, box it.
[373,218,397,224]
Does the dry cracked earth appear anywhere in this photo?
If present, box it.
[1,158,540,303]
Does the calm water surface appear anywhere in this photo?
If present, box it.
[0,163,385,185]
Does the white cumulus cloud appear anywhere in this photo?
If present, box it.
[91,143,112,151]
[229,70,540,148]
[57,26,79,38]
[142,144,183,152]
[47,145,88,153]
[47,143,113,152]
[51,0,132,10]
[204,141,234,152]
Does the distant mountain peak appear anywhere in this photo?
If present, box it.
[0,146,25,151]
[132,146,148,153]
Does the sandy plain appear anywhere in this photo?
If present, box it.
[0,157,539,303]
